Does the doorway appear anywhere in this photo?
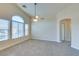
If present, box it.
[60,18,71,43]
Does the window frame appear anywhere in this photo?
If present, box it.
[0,19,10,41]
[0,15,29,41]
[12,16,25,39]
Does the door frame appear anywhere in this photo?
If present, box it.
[59,18,71,43]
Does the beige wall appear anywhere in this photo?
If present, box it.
[0,3,31,36]
[0,3,31,37]
[0,3,30,24]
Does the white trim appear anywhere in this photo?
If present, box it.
[32,39,57,42]
[71,44,79,50]
[56,40,61,43]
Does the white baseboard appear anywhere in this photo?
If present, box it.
[71,44,79,50]
[56,40,61,43]
[32,38,57,42]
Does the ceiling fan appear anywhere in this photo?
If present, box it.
[32,3,45,22]
[22,3,45,22]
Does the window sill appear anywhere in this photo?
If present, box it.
[0,36,29,51]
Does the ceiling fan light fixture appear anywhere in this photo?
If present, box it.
[33,18,38,22]
[35,16,39,19]
[33,3,38,22]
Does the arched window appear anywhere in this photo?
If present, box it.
[12,16,24,39]
[0,16,29,41]
[12,16,24,23]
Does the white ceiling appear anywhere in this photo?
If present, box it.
[18,3,70,19]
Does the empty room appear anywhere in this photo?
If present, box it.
[0,3,79,56]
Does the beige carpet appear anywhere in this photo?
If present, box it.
[0,39,79,56]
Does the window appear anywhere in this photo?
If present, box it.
[0,19,9,41]
[12,16,24,23]
[12,16,24,39]
[0,16,29,41]
[12,21,19,38]
[25,24,28,36]
[18,23,24,37]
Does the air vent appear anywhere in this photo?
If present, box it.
[22,5,27,8]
